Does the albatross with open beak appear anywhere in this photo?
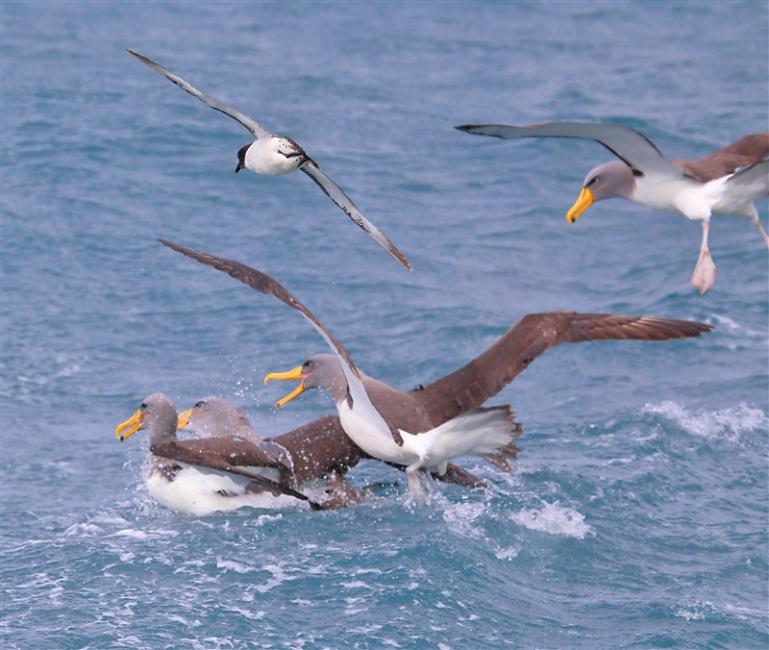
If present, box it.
[158,239,713,500]
[455,122,769,293]
[127,49,410,270]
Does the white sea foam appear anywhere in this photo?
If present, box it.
[216,558,253,574]
[510,502,592,539]
[441,499,487,539]
[643,401,768,442]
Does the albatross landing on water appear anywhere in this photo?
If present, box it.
[114,394,323,514]
[158,239,712,500]
[455,122,769,294]
[127,49,410,270]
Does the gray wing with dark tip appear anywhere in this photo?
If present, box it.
[159,239,402,443]
[726,160,769,195]
[455,121,682,177]
[127,49,272,139]
[413,312,712,425]
[300,160,412,270]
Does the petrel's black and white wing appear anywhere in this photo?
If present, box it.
[128,49,273,140]
[456,121,682,178]
[300,160,412,270]
[159,240,403,444]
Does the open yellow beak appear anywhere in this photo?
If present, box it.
[566,186,594,224]
[176,408,194,430]
[263,365,305,409]
[115,409,144,441]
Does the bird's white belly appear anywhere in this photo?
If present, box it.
[338,402,418,466]
[633,174,760,220]
[245,138,301,176]
[631,175,696,214]
[145,465,299,516]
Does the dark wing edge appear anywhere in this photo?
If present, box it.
[300,161,412,270]
[157,239,361,376]
[414,312,711,424]
[150,440,323,508]
[454,121,674,176]
[127,49,271,139]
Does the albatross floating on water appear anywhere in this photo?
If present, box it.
[176,396,486,506]
[127,49,410,270]
[158,239,712,499]
[455,122,769,294]
[114,393,323,513]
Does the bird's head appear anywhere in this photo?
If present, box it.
[263,354,347,408]
[567,160,636,223]
[115,393,177,443]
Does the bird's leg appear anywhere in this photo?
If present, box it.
[746,206,769,249]
[405,465,427,504]
[690,220,717,294]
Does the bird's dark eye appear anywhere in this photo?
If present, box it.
[140,402,148,410]
[586,176,598,187]
[303,360,313,369]
[194,400,205,408]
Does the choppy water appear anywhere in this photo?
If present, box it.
[2,1,767,648]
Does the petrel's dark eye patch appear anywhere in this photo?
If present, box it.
[586,176,598,187]
[140,402,148,409]
[194,400,205,408]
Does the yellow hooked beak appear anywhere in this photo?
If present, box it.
[566,186,594,224]
[176,408,194,430]
[263,365,305,409]
[115,409,144,441]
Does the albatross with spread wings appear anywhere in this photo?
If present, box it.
[158,239,712,499]
[455,122,769,293]
[127,49,410,270]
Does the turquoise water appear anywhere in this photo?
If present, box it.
[2,1,767,647]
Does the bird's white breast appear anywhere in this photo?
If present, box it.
[337,401,418,466]
[631,173,760,220]
[245,137,302,176]
[145,464,298,515]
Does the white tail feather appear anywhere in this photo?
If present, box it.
[413,406,517,468]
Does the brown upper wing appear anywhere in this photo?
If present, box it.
[413,312,711,425]
[159,239,361,375]
[676,133,769,183]
[150,439,322,507]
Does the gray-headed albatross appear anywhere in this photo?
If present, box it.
[175,396,487,506]
[114,393,323,514]
[455,122,769,293]
[127,50,410,270]
[158,239,712,499]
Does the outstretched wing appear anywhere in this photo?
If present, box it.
[455,121,682,178]
[414,312,711,424]
[727,159,769,196]
[159,239,401,443]
[149,439,321,508]
[300,160,412,270]
[128,49,273,139]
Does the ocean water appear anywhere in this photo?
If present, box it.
[1,1,767,647]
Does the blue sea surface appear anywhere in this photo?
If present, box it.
[2,1,768,647]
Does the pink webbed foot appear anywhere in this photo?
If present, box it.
[690,249,717,294]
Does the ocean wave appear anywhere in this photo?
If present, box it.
[510,502,592,539]
[642,401,768,442]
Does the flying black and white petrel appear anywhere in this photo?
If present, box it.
[128,49,411,270]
